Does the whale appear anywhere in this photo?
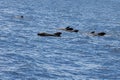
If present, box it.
[15,15,24,19]
[37,32,62,37]
[91,31,106,36]
[59,26,79,32]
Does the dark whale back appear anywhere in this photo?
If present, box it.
[37,32,62,37]
[90,31,106,36]
[65,27,79,32]
[37,33,51,36]
[98,32,106,36]
[74,30,79,32]
[91,31,95,34]
[54,32,62,37]
[20,16,24,18]
[66,27,73,30]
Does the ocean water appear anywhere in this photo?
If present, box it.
[0,0,120,80]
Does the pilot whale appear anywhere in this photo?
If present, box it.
[59,26,79,32]
[37,32,62,37]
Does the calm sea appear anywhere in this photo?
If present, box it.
[0,0,120,80]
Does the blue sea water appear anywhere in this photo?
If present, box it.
[0,0,120,80]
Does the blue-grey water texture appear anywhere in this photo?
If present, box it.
[0,0,120,80]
